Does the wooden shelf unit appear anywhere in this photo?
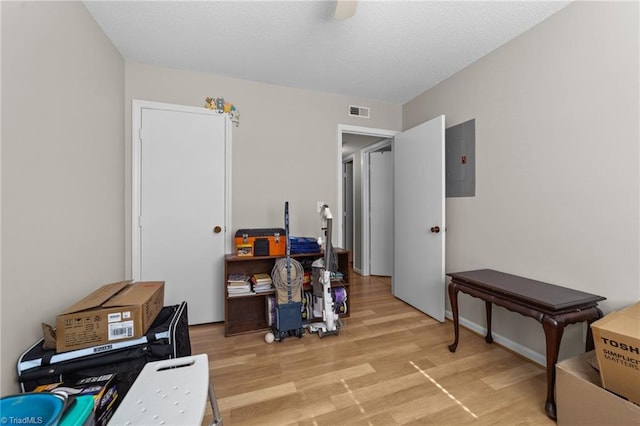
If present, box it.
[224,249,351,336]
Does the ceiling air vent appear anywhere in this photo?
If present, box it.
[349,105,370,118]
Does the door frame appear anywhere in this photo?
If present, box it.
[131,100,233,280]
[342,154,355,255]
[337,125,399,276]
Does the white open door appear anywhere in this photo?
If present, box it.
[393,115,445,322]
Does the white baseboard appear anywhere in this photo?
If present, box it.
[445,310,546,367]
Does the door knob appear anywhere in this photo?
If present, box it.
[213,226,222,234]
[430,226,440,233]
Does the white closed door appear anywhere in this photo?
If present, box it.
[393,115,446,322]
[138,106,227,324]
[369,150,393,276]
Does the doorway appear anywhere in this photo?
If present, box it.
[342,143,392,276]
[337,119,446,323]
[338,125,398,276]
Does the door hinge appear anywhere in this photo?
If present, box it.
[138,128,143,142]
[138,215,142,228]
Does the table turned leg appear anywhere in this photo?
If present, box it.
[448,281,460,352]
[542,315,565,420]
[485,301,494,344]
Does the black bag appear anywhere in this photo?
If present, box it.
[17,302,191,400]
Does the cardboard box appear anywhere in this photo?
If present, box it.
[591,302,640,404]
[34,373,118,426]
[56,281,164,352]
[556,351,640,425]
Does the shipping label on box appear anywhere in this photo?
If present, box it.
[591,302,640,404]
[55,281,164,353]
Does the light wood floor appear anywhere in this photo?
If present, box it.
[191,273,555,425]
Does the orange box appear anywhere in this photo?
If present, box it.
[234,228,286,256]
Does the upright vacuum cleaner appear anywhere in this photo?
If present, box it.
[308,204,341,338]
[269,202,304,342]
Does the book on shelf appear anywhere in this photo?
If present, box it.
[227,290,256,297]
[227,283,252,297]
[228,274,250,283]
[228,274,250,289]
[248,273,272,292]
[251,273,272,283]
[227,284,251,292]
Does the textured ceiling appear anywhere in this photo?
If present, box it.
[84,0,571,104]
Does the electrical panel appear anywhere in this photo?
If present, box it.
[446,119,475,197]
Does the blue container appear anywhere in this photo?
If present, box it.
[59,395,94,426]
[1,393,65,426]
[1,393,94,426]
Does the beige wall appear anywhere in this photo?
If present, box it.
[404,1,640,363]
[1,1,125,393]
[124,64,402,276]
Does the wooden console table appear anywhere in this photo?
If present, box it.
[447,269,605,420]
